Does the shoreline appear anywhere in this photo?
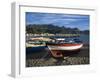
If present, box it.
[26,43,89,67]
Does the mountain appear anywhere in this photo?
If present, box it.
[26,24,89,34]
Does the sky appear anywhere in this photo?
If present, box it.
[26,12,89,30]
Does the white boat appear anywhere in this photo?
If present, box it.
[46,38,83,57]
[47,43,83,51]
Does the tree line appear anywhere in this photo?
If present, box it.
[26,24,89,34]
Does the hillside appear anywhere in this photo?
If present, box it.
[26,24,89,34]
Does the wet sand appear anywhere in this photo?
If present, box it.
[26,44,89,67]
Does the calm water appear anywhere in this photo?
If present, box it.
[49,34,89,44]
[79,34,89,44]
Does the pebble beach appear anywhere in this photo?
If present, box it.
[26,44,89,67]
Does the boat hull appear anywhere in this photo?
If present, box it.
[47,43,83,57]
[47,44,83,51]
[26,46,46,53]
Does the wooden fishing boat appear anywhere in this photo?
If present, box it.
[46,38,83,57]
[26,38,46,53]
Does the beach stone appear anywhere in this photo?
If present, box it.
[64,57,69,60]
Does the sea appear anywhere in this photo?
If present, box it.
[49,34,89,44]
[79,34,89,44]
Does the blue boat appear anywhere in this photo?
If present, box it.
[26,46,46,53]
[26,37,49,53]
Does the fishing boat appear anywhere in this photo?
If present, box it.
[26,38,45,53]
[26,37,52,53]
[46,38,83,57]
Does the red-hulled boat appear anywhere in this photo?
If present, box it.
[46,38,83,57]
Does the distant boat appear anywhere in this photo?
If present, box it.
[46,38,83,57]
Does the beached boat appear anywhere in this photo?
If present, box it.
[26,46,46,53]
[26,37,52,53]
[26,38,45,53]
[46,38,83,57]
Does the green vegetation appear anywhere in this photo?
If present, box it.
[26,24,89,34]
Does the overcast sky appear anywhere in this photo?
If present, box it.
[26,12,89,30]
